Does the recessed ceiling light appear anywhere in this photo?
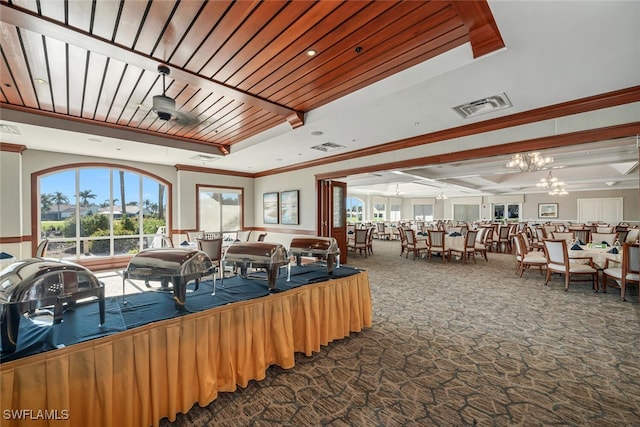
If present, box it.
[88,138,102,142]
[34,78,48,84]
[311,131,323,136]
[306,49,317,57]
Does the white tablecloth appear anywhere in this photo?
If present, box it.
[569,245,621,269]
[445,235,466,252]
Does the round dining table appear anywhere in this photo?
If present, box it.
[569,244,621,269]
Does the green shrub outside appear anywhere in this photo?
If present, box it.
[58,214,166,254]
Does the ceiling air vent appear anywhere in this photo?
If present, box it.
[190,154,219,162]
[310,142,346,152]
[0,124,21,135]
[452,93,512,119]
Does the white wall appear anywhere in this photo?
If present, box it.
[254,169,316,230]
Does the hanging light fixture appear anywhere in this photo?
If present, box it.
[436,192,448,200]
[506,152,553,172]
[536,171,568,196]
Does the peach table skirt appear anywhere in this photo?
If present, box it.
[1,272,372,427]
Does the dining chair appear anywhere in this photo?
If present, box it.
[513,233,546,277]
[542,239,598,292]
[375,222,391,240]
[495,225,511,253]
[591,233,616,246]
[347,229,368,257]
[450,230,478,263]
[257,233,267,241]
[187,231,204,241]
[573,229,590,245]
[162,236,174,248]
[366,226,375,255]
[426,230,449,263]
[474,227,489,261]
[482,225,496,251]
[35,239,49,257]
[596,226,614,233]
[543,224,556,238]
[398,227,408,256]
[615,230,629,244]
[551,231,575,243]
[236,230,251,241]
[405,229,429,260]
[601,243,640,301]
[197,238,224,293]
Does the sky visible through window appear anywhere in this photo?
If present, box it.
[41,169,160,206]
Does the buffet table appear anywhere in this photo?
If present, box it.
[0,268,372,427]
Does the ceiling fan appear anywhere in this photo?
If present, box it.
[151,65,201,126]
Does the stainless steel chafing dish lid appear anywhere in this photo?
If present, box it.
[224,242,289,264]
[289,237,339,256]
[0,258,102,303]
[125,248,213,276]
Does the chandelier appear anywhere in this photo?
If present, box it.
[436,192,448,200]
[536,171,568,196]
[506,152,553,172]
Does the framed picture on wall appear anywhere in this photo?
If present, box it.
[263,192,279,224]
[538,203,558,218]
[280,190,299,225]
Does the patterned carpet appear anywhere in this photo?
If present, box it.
[160,239,640,426]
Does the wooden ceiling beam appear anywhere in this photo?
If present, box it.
[0,3,305,128]
[451,1,505,58]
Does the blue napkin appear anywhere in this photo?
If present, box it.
[577,240,585,245]
[570,244,582,250]
[601,241,610,246]
[417,232,425,236]
[0,252,13,259]
[607,247,618,254]
[449,232,461,237]
[181,241,189,246]
[348,231,354,234]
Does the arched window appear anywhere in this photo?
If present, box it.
[35,165,170,260]
[346,196,364,223]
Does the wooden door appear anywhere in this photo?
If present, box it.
[317,179,348,263]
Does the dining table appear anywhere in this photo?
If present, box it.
[415,232,466,258]
[569,244,621,269]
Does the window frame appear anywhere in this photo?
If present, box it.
[196,184,244,235]
[32,162,171,267]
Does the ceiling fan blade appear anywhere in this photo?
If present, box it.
[173,111,200,126]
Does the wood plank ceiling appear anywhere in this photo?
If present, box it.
[0,0,503,156]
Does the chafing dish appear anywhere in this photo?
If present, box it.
[1,258,105,353]
[289,237,340,274]
[223,242,289,291]
[123,248,214,310]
